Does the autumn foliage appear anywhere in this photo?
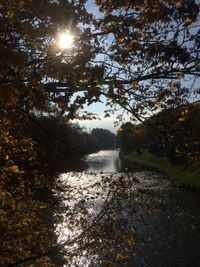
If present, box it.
[0,0,200,266]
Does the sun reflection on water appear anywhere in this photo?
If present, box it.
[54,151,165,266]
[55,170,116,266]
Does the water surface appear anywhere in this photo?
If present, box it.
[83,150,121,173]
[55,150,200,267]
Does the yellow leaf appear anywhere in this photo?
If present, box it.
[126,236,135,246]
[184,17,192,25]
[177,72,184,80]
[168,82,176,88]
[6,11,14,19]
[117,37,125,43]
[178,117,185,122]
[116,251,128,261]
[8,165,20,173]
[117,128,123,133]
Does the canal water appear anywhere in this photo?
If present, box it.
[55,150,200,267]
[83,150,121,173]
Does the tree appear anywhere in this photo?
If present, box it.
[27,115,104,160]
[117,102,200,164]
[0,1,101,266]
[94,0,200,122]
[0,0,103,117]
[91,128,116,150]
[1,1,200,265]
[117,122,145,154]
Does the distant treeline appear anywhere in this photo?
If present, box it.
[117,103,200,164]
[27,116,116,160]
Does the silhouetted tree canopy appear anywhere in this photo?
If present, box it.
[91,128,116,149]
[94,0,200,121]
[117,102,200,164]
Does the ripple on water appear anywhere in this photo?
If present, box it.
[54,150,200,266]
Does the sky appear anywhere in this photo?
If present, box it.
[73,96,126,134]
[75,115,120,134]
[85,0,102,18]
[75,0,200,133]
[73,0,124,134]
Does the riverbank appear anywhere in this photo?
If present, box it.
[123,151,200,190]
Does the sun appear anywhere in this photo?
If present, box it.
[57,31,74,49]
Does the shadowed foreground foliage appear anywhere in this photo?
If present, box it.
[0,109,63,266]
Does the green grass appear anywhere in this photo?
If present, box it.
[123,150,200,190]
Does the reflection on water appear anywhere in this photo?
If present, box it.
[55,150,200,267]
[55,150,132,266]
[56,150,167,266]
[83,150,121,173]
[55,150,169,266]
[56,171,128,266]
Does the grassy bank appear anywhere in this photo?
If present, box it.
[123,151,200,190]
